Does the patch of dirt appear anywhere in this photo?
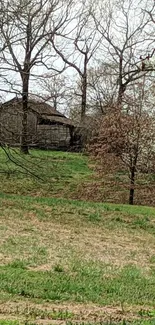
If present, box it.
[28,263,52,272]
[0,301,150,324]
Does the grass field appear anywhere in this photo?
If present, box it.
[0,148,91,198]
[0,149,155,325]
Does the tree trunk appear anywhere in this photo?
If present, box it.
[129,167,135,205]
[117,83,126,106]
[81,75,87,123]
[20,76,29,154]
[80,52,88,124]
[20,22,31,154]
[117,54,126,107]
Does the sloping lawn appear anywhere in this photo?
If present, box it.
[0,149,155,324]
[0,194,155,324]
[0,148,91,198]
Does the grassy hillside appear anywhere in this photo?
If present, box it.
[1,194,155,324]
[0,148,91,198]
[0,149,155,324]
[0,148,154,206]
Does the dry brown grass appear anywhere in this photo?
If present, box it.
[0,197,155,271]
[1,195,155,323]
[0,300,150,324]
[76,174,155,207]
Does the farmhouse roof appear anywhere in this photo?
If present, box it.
[1,97,74,126]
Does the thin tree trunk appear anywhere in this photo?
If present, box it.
[129,167,135,205]
[117,84,126,106]
[20,22,31,155]
[117,54,126,107]
[80,52,88,123]
[81,75,87,122]
[20,76,29,154]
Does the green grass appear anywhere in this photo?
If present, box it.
[0,321,155,325]
[0,194,155,323]
[0,148,91,198]
[0,147,155,206]
[1,149,155,324]
[0,322,19,325]
[0,320,154,325]
[67,322,155,325]
[0,261,155,304]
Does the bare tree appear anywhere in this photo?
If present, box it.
[37,73,70,113]
[0,0,73,153]
[86,62,118,115]
[51,1,102,123]
[91,0,155,107]
[144,0,155,25]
